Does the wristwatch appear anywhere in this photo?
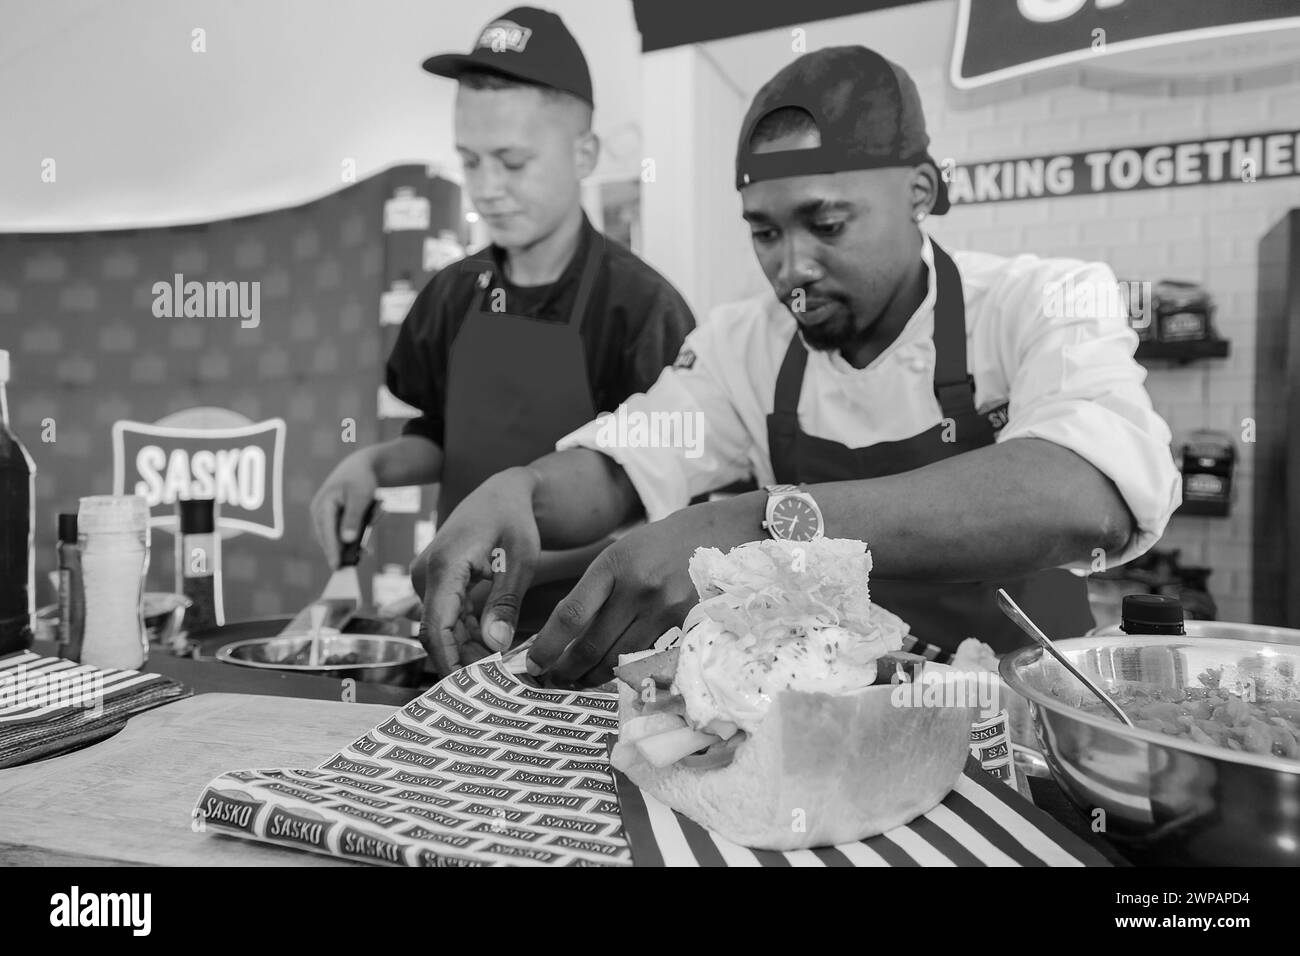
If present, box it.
[761,484,824,542]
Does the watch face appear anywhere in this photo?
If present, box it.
[769,497,820,542]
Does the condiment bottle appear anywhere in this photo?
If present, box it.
[175,497,222,634]
[56,513,86,661]
[78,495,150,669]
[1120,594,1186,636]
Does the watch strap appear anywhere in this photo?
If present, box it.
[764,483,801,495]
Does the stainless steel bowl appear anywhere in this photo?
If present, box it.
[215,633,427,687]
[1001,621,1300,866]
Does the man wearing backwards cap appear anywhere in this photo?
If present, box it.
[412,46,1181,683]
[312,7,694,640]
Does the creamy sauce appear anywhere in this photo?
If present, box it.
[672,538,905,735]
[673,616,883,734]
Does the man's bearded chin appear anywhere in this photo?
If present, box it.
[796,309,861,351]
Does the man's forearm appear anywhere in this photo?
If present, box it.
[710,438,1134,582]
[369,435,444,487]
[523,449,643,549]
[533,539,618,584]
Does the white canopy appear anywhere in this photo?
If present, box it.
[0,0,644,232]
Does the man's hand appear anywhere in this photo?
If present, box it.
[410,468,541,675]
[311,449,379,569]
[377,579,491,622]
[527,495,762,687]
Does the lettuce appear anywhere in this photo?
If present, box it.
[684,539,906,661]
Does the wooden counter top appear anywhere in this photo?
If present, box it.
[0,693,397,866]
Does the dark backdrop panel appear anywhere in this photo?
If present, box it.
[0,165,461,622]
[632,0,920,51]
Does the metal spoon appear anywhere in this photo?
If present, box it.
[996,588,1136,728]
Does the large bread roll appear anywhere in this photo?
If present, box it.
[611,672,977,850]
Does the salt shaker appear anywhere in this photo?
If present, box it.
[78,495,150,669]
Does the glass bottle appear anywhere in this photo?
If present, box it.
[56,513,86,661]
[175,497,222,634]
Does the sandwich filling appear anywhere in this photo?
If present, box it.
[672,539,907,736]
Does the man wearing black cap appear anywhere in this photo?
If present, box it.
[410,46,1180,683]
[312,7,695,643]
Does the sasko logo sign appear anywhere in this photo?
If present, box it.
[111,408,285,539]
[952,0,1300,89]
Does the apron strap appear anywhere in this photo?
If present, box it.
[929,241,978,421]
[564,235,605,330]
[772,325,809,416]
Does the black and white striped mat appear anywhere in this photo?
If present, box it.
[613,757,1111,867]
[0,650,189,768]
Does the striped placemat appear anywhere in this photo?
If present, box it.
[613,756,1112,867]
[0,650,190,769]
[901,633,950,661]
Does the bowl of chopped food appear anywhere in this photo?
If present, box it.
[215,633,427,686]
[1001,621,1300,865]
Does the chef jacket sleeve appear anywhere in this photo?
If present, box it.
[992,259,1182,568]
[556,309,756,522]
[385,275,450,449]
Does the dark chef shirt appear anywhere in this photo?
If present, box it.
[386,215,696,448]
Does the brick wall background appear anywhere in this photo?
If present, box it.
[920,65,1300,625]
[643,2,1300,625]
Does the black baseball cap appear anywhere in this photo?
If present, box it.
[422,6,594,108]
[735,46,949,214]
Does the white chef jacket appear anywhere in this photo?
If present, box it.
[557,234,1182,568]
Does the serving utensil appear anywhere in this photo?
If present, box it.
[996,588,1135,728]
[307,603,326,668]
[278,501,378,638]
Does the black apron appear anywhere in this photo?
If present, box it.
[765,241,1093,655]
[439,239,602,633]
